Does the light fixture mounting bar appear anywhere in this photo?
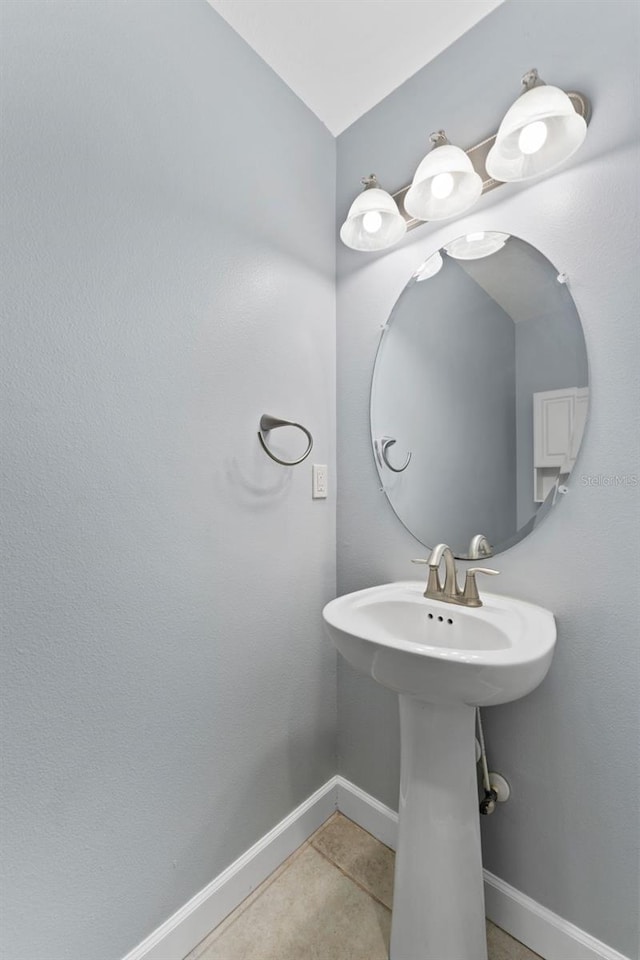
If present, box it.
[392,91,591,231]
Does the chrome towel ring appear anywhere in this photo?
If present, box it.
[374,436,412,473]
[258,414,313,466]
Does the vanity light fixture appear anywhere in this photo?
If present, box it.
[413,250,443,281]
[445,231,511,260]
[339,174,407,251]
[340,70,591,253]
[485,69,588,183]
[404,131,483,222]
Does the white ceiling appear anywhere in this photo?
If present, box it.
[206,0,504,135]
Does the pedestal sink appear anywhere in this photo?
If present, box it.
[322,581,556,960]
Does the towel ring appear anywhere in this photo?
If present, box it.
[258,414,313,466]
[374,436,412,473]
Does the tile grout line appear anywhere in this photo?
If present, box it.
[337,812,394,851]
[311,837,542,959]
[309,841,393,913]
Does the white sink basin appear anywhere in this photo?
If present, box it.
[324,581,556,959]
[323,580,556,706]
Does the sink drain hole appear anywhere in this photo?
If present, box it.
[426,612,455,624]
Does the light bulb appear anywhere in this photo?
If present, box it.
[362,211,383,234]
[405,137,482,222]
[340,176,406,251]
[430,172,454,199]
[486,73,588,182]
[518,120,548,155]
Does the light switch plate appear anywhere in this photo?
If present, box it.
[312,464,328,499]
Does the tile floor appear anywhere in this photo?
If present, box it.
[185,813,541,960]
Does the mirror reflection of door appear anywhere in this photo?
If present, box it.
[533,386,589,505]
[370,233,589,558]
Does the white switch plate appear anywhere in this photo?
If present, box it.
[312,464,328,499]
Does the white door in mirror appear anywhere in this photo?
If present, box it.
[312,464,328,499]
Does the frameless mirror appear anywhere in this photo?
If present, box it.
[370,232,589,558]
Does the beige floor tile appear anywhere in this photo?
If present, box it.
[184,840,313,960]
[487,919,542,960]
[192,845,390,960]
[311,813,395,909]
[185,811,541,960]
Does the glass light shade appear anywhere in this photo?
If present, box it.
[340,186,406,252]
[404,144,483,221]
[486,84,587,182]
[445,231,511,260]
[413,250,443,281]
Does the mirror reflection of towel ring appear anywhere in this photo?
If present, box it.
[374,436,412,473]
[258,414,313,466]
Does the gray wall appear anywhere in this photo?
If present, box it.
[336,1,639,956]
[0,3,335,959]
[371,260,516,551]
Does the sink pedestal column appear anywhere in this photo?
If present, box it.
[390,696,487,960]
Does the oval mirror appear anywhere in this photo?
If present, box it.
[370,232,589,558]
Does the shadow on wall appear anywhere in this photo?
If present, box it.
[217,421,319,507]
[223,456,293,505]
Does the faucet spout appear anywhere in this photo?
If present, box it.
[468,534,492,560]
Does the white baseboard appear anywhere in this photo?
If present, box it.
[335,775,631,960]
[122,774,631,960]
[122,778,339,960]
[483,871,632,960]
[335,774,398,850]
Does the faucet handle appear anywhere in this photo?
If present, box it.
[462,567,500,606]
[411,558,441,596]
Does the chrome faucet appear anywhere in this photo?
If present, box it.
[467,534,493,560]
[412,543,500,607]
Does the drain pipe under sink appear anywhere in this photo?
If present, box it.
[476,708,498,815]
